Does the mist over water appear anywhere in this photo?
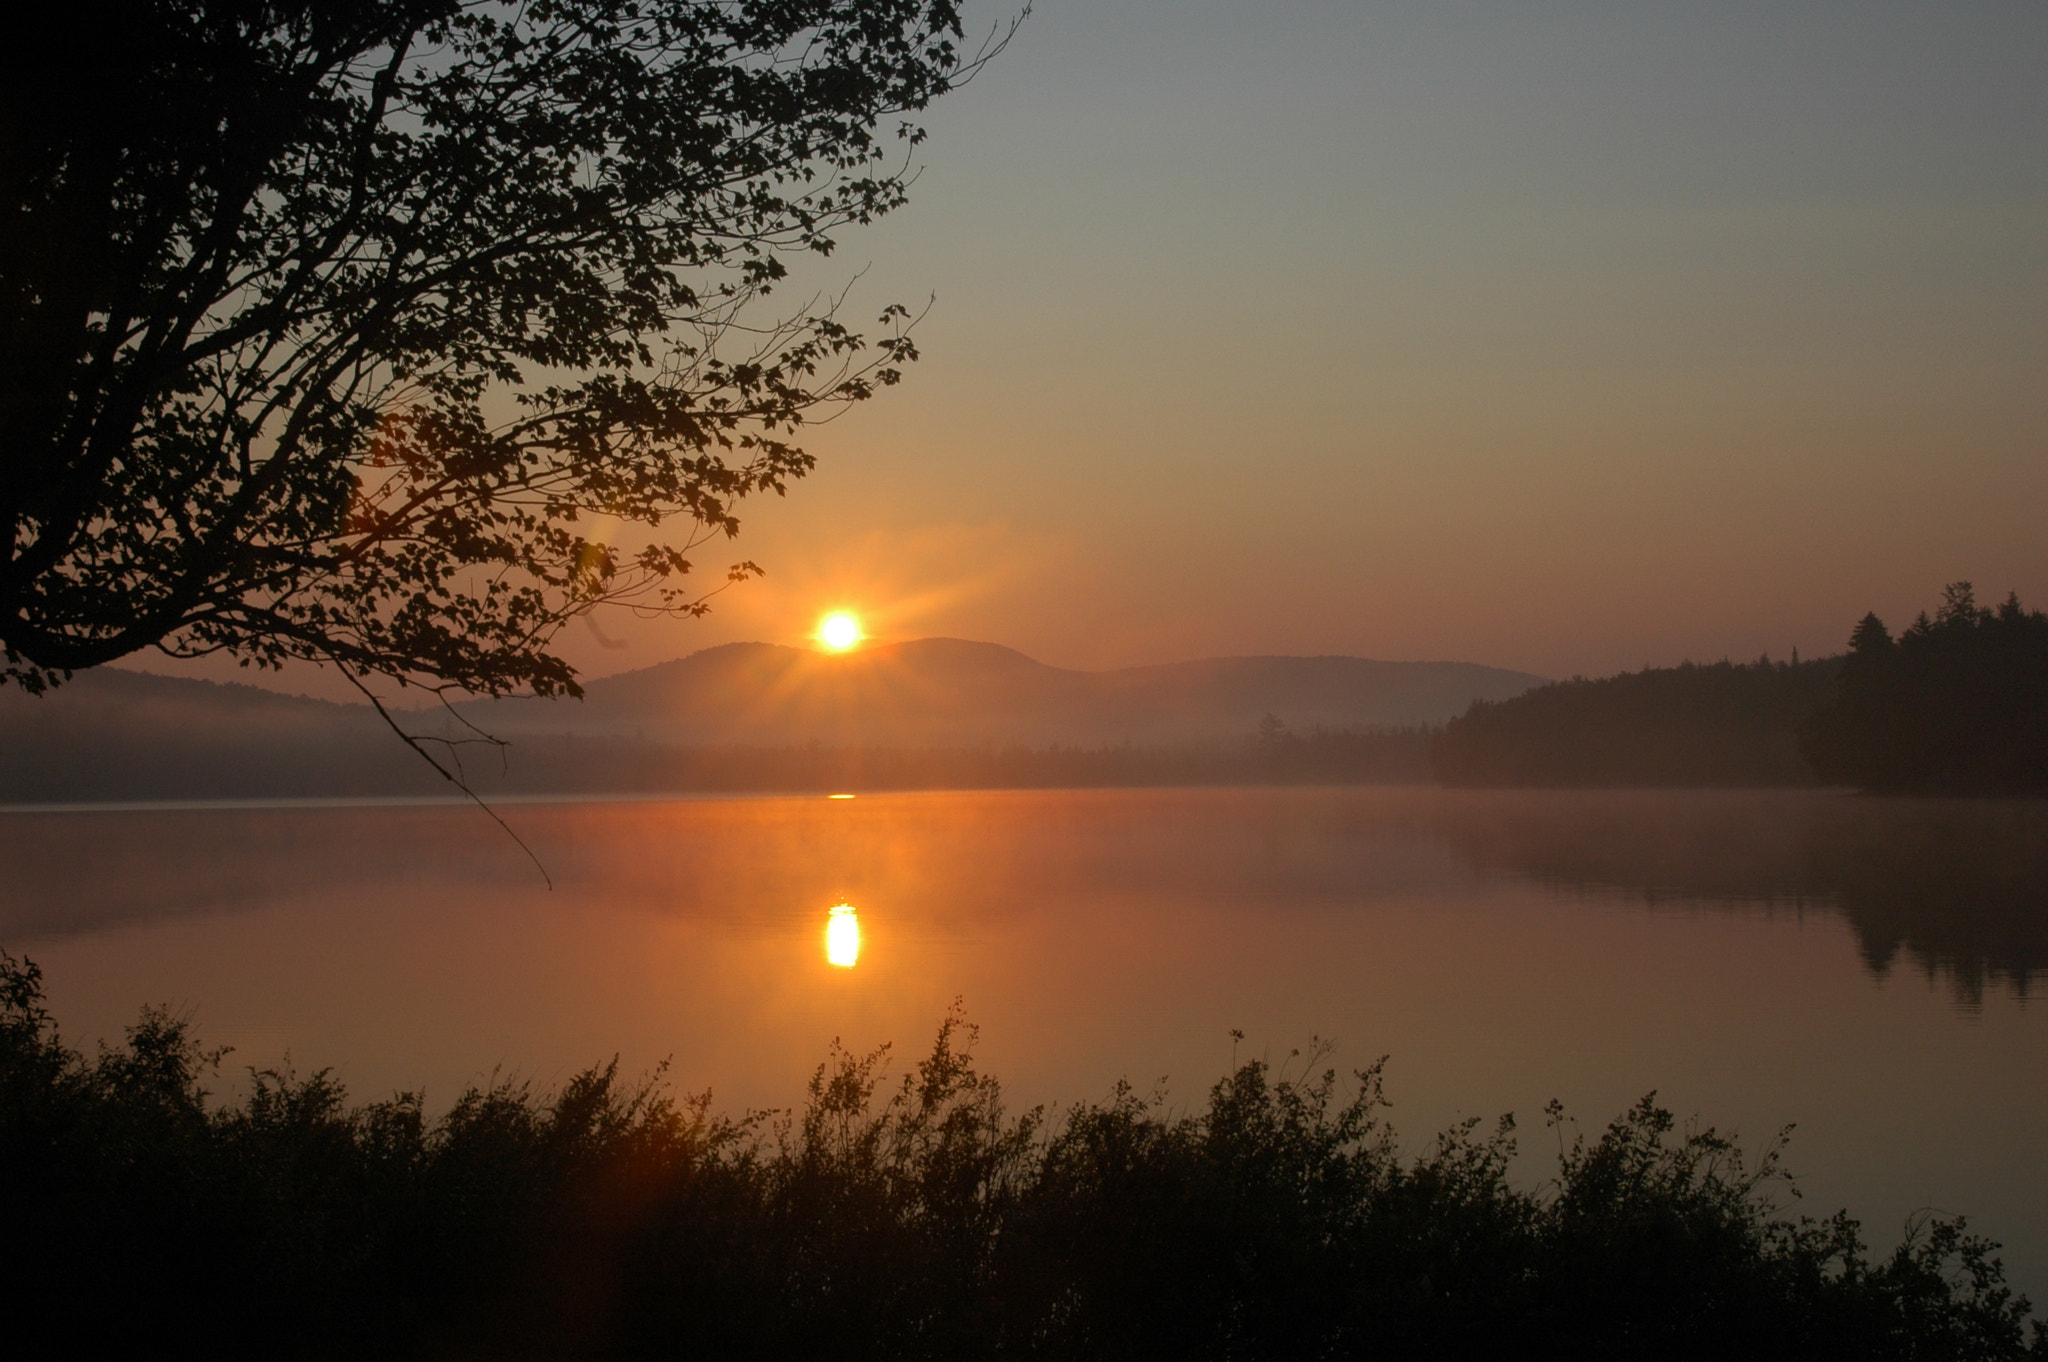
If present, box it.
[4,787,2044,1298]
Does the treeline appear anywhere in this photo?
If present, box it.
[453,723,1437,795]
[1433,583,2048,793]
[1432,656,1839,788]
[1801,584,2048,794]
[0,723,1437,803]
[3,954,2040,1361]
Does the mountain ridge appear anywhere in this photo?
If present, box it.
[457,639,1548,745]
[0,640,1546,801]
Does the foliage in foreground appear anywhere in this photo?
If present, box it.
[4,0,999,699]
[1,951,2040,1361]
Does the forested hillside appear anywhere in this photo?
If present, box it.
[1801,584,2048,794]
[1432,656,1841,787]
[0,660,1443,802]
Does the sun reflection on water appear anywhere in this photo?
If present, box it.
[825,902,861,968]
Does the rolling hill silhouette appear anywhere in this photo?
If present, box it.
[458,638,1545,746]
[0,667,425,802]
[0,641,1544,801]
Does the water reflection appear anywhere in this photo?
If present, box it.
[2,789,2043,1299]
[826,902,861,967]
[1,790,2042,1004]
[1420,792,2048,1006]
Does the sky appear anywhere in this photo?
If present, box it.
[147,0,2048,694]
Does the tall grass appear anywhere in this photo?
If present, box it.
[2,949,2039,1360]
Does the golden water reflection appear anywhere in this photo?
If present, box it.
[825,902,861,968]
[6,790,2048,1301]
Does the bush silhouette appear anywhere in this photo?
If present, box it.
[2,950,2040,1360]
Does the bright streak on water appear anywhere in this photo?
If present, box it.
[825,902,861,968]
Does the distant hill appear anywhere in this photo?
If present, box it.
[0,668,437,802]
[456,639,1545,746]
[0,642,1542,802]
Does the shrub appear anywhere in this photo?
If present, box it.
[2,951,2040,1360]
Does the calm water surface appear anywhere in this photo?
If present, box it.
[4,788,2045,1298]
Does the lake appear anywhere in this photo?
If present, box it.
[3,787,2045,1301]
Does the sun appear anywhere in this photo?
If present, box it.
[818,611,864,651]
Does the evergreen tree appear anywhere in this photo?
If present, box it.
[1801,584,2048,793]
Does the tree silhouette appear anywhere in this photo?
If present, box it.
[1,0,1010,707]
[1432,656,1839,788]
[1801,583,2048,793]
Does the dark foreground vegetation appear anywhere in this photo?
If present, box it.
[3,955,2039,1361]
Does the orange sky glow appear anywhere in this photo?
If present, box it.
[127,1,2047,699]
